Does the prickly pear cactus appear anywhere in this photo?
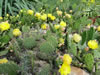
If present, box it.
[38,41,56,60]
[83,53,94,72]
[65,33,77,56]
[37,52,56,60]
[46,36,58,48]
[23,37,37,49]
[68,42,77,56]
[0,61,19,75]
[36,64,51,75]
[40,42,55,55]
[20,51,34,75]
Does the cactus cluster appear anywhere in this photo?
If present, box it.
[23,37,37,49]
[10,30,57,74]
[83,53,94,72]
[40,42,55,55]
[46,36,58,48]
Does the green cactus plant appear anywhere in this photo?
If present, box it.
[20,51,34,75]
[22,26,30,33]
[40,42,55,55]
[23,37,37,49]
[0,50,8,56]
[0,35,10,47]
[46,36,58,48]
[37,52,56,60]
[66,34,77,56]
[36,64,51,75]
[65,33,72,49]
[0,61,19,75]
[83,53,94,72]
[38,41,57,60]
[68,42,77,56]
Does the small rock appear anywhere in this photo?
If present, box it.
[70,66,89,75]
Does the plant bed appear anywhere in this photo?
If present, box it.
[0,0,100,75]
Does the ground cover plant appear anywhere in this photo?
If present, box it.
[0,0,100,75]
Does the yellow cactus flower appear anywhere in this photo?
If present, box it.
[86,24,91,29]
[60,0,63,2]
[50,16,56,21]
[0,58,8,64]
[59,54,72,75]
[54,25,60,29]
[0,17,3,20]
[87,23,91,27]
[57,10,62,16]
[59,38,65,44]
[88,40,98,49]
[69,10,73,13]
[13,29,21,37]
[97,26,100,31]
[48,13,52,18]
[27,10,34,15]
[41,24,47,30]
[59,64,71,75]
[63,54,72,65]
[20,10,23,13]
[35,12,41,19]
[87,0,95,5]
[16,15,19,18]
[73,33,82,43]
[65,14,71,18]
[0,21,10,31]
[6,14,9,17]
[90,0,95,3]
[60,21,66,27]
[41,14,47,21]
[47,14,56,21]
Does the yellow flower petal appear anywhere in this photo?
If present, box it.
[13,29,21,37]
[48,14,52,18]
[35,12,41,19]
[59,64,71,75]
[63,54,72,65]
[57,10,62,16]
[27,10,34,15]
[41,14,47,21]
[97,26,100,31]
[0,22,10,31]
[60,21,66,27]
[59,54,72,75]
[41,24,47,30]
[50,16,56,21]
[59,38,65,44]
[0,58,8,64]
[73,33,82,43]
[54,25,60,29]
[88,40,98,49]
[0,17,3,20]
